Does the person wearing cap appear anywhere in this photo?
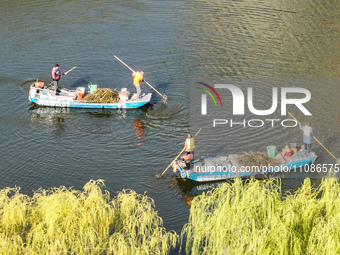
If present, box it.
[51,64,67,95]
[299,122,314,152]
[132,71,144,98]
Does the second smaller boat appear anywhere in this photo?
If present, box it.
[173,145,317,182]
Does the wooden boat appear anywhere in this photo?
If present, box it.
[28,83,152,109]
[173,147,317,182]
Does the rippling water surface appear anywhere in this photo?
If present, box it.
[0,0,339,233]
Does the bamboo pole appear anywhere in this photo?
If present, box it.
[159,147,186,177]
[114,55,167,100]
[158,128,202,177]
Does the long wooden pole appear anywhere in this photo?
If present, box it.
[114,55,167,100]
[160,147,186,177]
[288,111,337,160]
[65,66,77,74]
[48,66,77,86]
[159,128,202,177]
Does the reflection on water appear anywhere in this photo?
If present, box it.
[173,177,224,207]
[29,105,74,137]
[29,104,73,120]
[132,119,145,146]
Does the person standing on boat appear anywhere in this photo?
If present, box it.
[185,134,195,157]
[299,122,314,152]
[51,64,67,95]
[132,71,144,98]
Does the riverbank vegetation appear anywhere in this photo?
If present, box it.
[1,177,340,254]
[181,176,340,254]
[0,180,177,254]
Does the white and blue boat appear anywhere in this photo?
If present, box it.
[28,83,152,109]
[174,149,317,182]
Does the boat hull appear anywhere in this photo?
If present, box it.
[175,151,317,182]
[28,85,152,109]
[29,96,151,109]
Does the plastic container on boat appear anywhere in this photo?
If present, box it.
[267,146,276,158]
[119,88,130,102]
[76,87,85,99]
[34,81,45,88]
[88,84,97,94]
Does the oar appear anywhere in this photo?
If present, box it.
[48,66,77,86]
[157,146,186,178]
[114,55,167,100]
[157,128,202,178]
[288,111,338,160]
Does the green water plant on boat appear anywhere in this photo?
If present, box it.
[83,88,120,103]
[237,152,275,167]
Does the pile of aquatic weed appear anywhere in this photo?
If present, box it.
[237,152,275,167]
[181,176,340,255]
[0,180,177,254]
[83,88,120,103]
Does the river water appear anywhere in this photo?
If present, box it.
[0,0,339,234]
